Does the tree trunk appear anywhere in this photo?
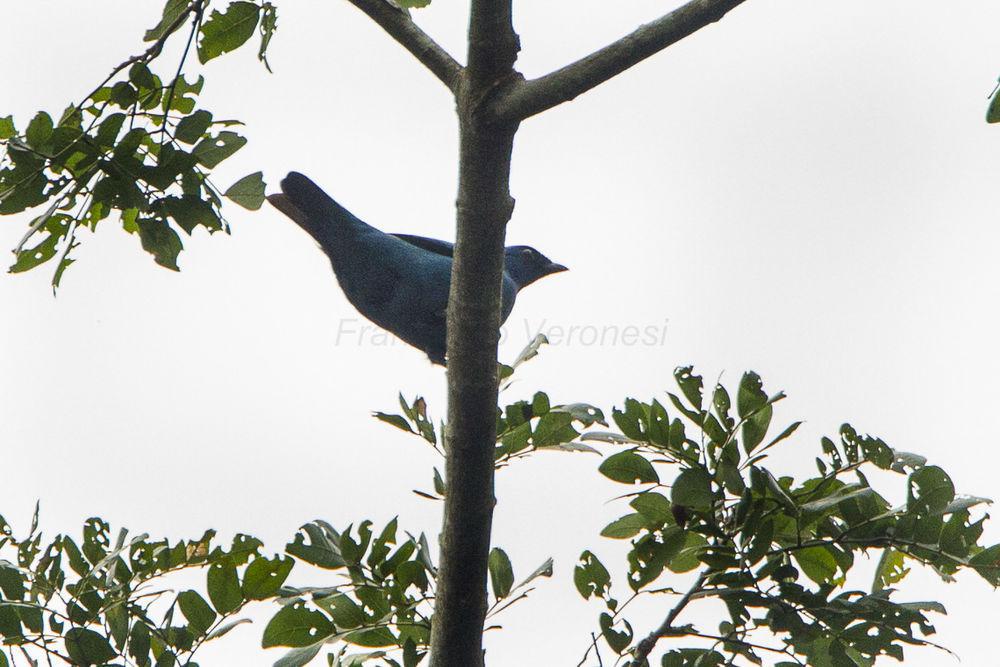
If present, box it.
[428,3,519,665]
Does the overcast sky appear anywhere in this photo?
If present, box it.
[4,1,1000,665]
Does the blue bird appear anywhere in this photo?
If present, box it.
[268,172,567,365]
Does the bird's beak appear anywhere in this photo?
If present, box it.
[546,263,569,275]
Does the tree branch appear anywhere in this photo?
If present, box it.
[343,0,463,92]
[630,571,708,665]
[491,0,749,122]
[465,0,519,87]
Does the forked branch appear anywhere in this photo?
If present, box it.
[492,0,750,122]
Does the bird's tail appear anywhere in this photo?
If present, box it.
[267,172,365,247]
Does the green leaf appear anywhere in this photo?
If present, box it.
[800,485,875,514]
[178,590,217,635]
[599,613,632,654]
[373,412,413,434]
[129,62,156,90]
[671,467,715,510]
[561,402,606,426]
[110,81,138,108]
[598,450,658,485]
[515,557,554,589]
[206,617,252,640]
[760,420,802,454]
[488,548,514,599]
[317,594,365,629]
[531,391,550,415]
[674,366,703,409]
[159,195,222,235]
[612,399,647,441]
[224,171,266,210]
[741,403,772,454]
[193,131,247,168]
[198,1,262,64]
[943,495,992,514]
[601,513,646,539]
[65,628,116,665]
[274,644,323,667]
[286,523,344,569]
[873,548,909,591]
[25,111,53,150]
[532,411,578,447]
[0,115,15,140]
[242,555,293,600]
[760,469,797,513]
[736,371,767,418]
[711,384,732,426]
[146,0,189,41]
[345,627,396,648]
[792,545,839,585]
[162,74,205,114]
[129,619,152,664]
[207,561,243,614]
[95,112,127,147]
[136,217,183,270]
[662,649,724,667]
[989,82,1000,123]
[907,465,955,516]
[0,561,26,600]
[396,0,431,7]
[970,544,1000,585]
[573,551,610,600]
[174,110,214,144]
[262,603,333,648]
[9,215,70,274]
[258,3,279,72]
[630,492,672,525]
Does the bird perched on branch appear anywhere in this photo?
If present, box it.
[268,172,567,365]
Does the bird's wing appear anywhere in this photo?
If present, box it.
[391,233,454,258]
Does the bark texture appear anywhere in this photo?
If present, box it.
[428,4,519,663]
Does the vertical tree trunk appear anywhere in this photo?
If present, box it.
[429,3,519,665]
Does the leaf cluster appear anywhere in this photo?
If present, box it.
[0,505,290,666]
[267,518,436,667]
[1,1,276,288]
[376,388,607,502]
[575,367,999,666]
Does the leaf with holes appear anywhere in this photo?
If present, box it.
[242,555,293,600]
[262,603,334,648]
[198,1,262,64]
[598,450,658,485]
[193,131,247,168]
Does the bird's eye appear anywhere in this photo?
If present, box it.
[520,248,533,259]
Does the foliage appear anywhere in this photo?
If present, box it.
[574,367,1000,667]
[0,505,290,666]
[0,0,277,289]
[1,358,998,666]
[265,518,551,666]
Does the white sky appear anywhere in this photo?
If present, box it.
[4,1,1000,665]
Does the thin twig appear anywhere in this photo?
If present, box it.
[631,571,708,664]
[160,4,203,142]
[342,0,462,92]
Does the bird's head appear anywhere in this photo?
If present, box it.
[504,245,568,289]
